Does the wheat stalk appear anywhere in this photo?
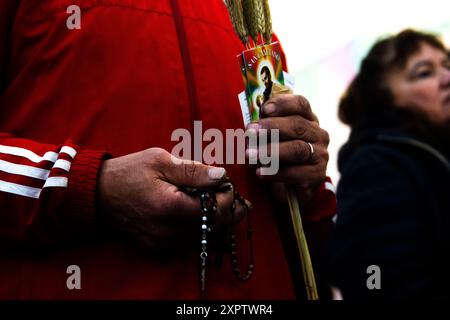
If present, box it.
[225,0,319,300]
[225,0,250,47]
[242,0,266,45]
[262,0,272,43]
[286,188,319,300]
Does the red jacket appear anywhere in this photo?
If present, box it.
[0,0,336,299]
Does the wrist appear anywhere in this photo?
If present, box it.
[96,157,115,227]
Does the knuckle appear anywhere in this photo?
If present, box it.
[292,119,306,138]
[147,147,168,165]
[184,163,198,180]
[322,130,330,146]
[259,118,272,130]
[307,121,321,142]
[290,140,308,161]
[149,147,166,157]
[313,146,329,165]
[296,95,311,112]
[324,149,330,163]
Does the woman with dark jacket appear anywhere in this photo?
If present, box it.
[330,29,450,300]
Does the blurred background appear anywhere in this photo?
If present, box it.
[269,0,450,183]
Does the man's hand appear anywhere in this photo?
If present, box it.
[97,148,247,252]
[246,95,330,204]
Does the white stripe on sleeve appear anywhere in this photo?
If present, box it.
[43,177,68,188]
[0,179,41,199]
[0,159,50,180]
[53,159,72,172]
[0,144,77,198]
[60,146,77,159]
[0,144,58,163]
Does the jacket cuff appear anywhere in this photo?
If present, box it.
[301,177,337,224]
[63,148,111,233]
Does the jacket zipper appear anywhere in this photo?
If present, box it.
[169,0,200,133]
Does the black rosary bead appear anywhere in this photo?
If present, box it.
[196,182,254,297]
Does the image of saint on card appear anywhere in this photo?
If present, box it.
[241,42,286,121]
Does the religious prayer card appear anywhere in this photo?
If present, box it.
[237,42,286,125]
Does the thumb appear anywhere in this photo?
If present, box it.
[165,156,227,188]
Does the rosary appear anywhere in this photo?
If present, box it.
[183,183,255,296]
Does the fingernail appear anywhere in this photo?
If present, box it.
[246,149,258,162]
[263,103,276,115]
[208,167,226,180]
[255,167,266,178]
[247,123,261,132]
